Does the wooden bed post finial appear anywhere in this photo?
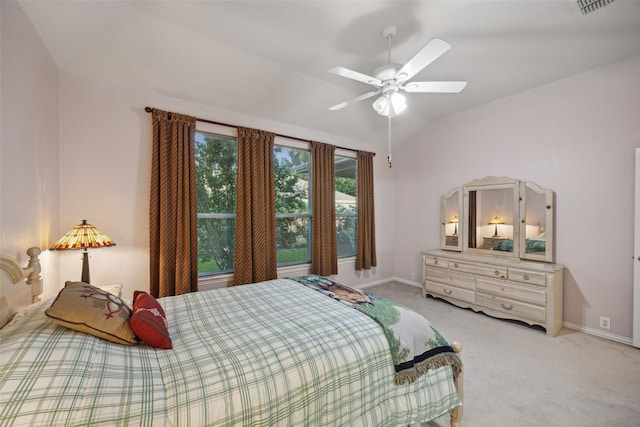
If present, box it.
[26,247,43,302]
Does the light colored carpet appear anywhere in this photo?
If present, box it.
[365,281,640,427]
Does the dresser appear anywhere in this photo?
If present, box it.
[422,249,564,336]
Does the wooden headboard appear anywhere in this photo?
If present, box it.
[0,247,43,327]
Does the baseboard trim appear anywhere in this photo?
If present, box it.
[353,276,422,289]
[563,321,633,346]
[392,277,422,288]
[354,278,396,289]
[356,278,636,347]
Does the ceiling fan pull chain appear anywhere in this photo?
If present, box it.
[387,113,392,169]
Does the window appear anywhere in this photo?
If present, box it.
[274,145,311,265]
[196,130,237,275]
[196,126,358,276]
[335,155,357,258]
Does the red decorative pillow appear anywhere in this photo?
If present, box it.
[130,291,172,349]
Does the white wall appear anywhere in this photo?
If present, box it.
[7,0,639,340]
[0,0,59,301]
[58,73,397,299]
[393,54,640,340]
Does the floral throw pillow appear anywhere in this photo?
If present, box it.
[45,281,136,345]
[130,291,172,349]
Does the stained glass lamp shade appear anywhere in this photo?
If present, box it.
[50,220,115,283]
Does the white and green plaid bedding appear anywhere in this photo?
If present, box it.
[0,279,460,426]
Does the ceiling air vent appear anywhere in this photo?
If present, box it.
[576,0,614,15]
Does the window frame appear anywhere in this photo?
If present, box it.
[195,123,359,278]
[273,139,312,266]
[334,150,357,259]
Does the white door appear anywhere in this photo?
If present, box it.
[634,148,640,347]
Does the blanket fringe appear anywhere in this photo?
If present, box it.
[394,352,462,386]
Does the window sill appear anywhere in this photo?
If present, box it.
[198,257,356,291]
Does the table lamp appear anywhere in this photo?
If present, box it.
[50,219,115,283]
[449,215,459,235]
[488,216,505,237]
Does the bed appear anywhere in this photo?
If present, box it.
[0,247,463,426]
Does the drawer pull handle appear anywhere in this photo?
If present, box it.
[523,274,530,281]
[444,289,453,295]
[454,263,459,268]
[494,270,500,276]
[501,303,514,311]
[434,259,439,265]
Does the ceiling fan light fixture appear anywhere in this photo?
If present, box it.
[373,93,406,117]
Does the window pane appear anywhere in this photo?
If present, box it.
[335,156,357,258]
[336,215,356,257]
[198,217,235,275]
[196,131,237,275]
[196,132,237,214]
[276,216,310,264]
[274,146,310,214]
[275,145,311,265]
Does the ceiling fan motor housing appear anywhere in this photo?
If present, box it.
[374,63,402,82]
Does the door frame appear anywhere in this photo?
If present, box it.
[633,148,640,347]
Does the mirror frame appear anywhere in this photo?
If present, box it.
[440,176,555,262]
[441,187,463,251]
[462,177,520,258]
[519,181,554,262]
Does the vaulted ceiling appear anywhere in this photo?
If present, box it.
[18,0,640,148]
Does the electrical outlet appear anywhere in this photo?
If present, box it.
[599,316,610,330]
[411,272,416,280]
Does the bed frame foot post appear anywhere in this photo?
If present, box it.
[449,341,463,427]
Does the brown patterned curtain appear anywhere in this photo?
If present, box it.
[149,109,198,297]
[356,151,377,270]
[310,141,337,276]
[232,127,278,286]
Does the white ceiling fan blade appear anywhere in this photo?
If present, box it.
[329,90,380,111]
[395,38,451,82]
[403,81,467,93]
[329,67,383,87]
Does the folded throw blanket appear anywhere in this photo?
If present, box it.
[290,275,461,385]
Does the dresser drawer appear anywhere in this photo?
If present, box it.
[425,280,475,304]
[449,260,507,280]
[507,268,546,286]
[425,268,475,291]
[476,293,546,323]
[476,277,546,306]
[424,256,449,269]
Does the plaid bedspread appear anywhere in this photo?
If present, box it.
[290,275,462,385]
[0,279,460,426]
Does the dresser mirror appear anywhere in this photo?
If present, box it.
[519,181,554,262]
[441,176,554,262]
[440,187,462,251]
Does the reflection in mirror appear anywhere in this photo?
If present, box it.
[450,215,459,235]
[441,188,462,250]
[521,181,553,262]
[443,177,554,261]
[523,185,547,256]
[468,188,514,252]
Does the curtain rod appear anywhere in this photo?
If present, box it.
[144,106,371,156]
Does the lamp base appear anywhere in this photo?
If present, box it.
[81,250,90,283]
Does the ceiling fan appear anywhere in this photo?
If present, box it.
[328,26,467,168]
[329,25,467,116]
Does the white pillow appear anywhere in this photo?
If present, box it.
[95,283,123,297]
